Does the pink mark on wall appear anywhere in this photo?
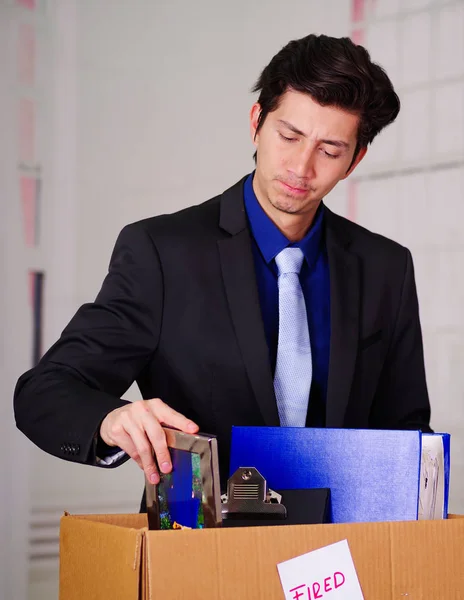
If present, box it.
[18,22,35,86]
[351,29,364,45]
[17,0,36,9]
[348,0,369,223]
[20,176,38,247]
[19,98,35,163]
[351,0,365,23]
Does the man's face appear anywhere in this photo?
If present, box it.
[250,89,366,218]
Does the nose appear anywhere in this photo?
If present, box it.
[289,147,316,181]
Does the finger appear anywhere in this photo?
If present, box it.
[149,398,199,433]
[143,416,173,475]
[123,420,160,484]
[114,430,143,471]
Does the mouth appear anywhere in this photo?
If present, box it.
[278,180,311,195]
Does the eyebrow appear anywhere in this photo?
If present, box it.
[277,119,350,149]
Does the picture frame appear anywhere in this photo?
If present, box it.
[145,426,222,529]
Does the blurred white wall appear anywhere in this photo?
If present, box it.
[2,0,464,599]
[349,0,464,508]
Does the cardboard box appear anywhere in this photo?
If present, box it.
[60,512,464,599]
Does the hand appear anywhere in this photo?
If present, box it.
[99,398,199,484]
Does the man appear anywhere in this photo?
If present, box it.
[14,34,432,505]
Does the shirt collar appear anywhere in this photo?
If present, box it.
[243,172,325,269]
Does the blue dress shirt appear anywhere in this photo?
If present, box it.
[243,173,331,426]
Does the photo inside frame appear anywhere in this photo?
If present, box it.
[157,448,205,529]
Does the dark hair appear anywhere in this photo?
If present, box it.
[252,34,400,164]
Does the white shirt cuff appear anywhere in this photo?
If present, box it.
[96,449,127,466]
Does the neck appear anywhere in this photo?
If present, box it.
[269,212,316,242]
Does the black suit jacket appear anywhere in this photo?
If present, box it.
[14,175,432,491]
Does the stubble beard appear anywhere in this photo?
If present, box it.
[268,185,318,216]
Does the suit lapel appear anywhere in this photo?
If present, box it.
[217,179,280,426]
[325,209,361,427]
[216,181,361,428]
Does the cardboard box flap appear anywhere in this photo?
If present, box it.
[60,513,145,600]
[66,511,147,529]
[144,519,464,599]
[145,522,394,599]
[390,518,464,597]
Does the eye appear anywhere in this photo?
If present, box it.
[320,148,339,159]
[279,132,296,143]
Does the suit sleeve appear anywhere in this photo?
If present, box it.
[13,223,163,466]
[369,248,433,432]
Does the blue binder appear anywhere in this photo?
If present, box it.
[230,427,423,523]
[442,433,451,516]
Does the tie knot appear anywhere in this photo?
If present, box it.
[275,247,304,275]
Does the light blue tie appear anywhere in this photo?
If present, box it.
[274,247,312,427]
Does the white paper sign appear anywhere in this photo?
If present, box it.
[277,539,364,600]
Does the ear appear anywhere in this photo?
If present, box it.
[250,103,262,147]
[341,146,367,179]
